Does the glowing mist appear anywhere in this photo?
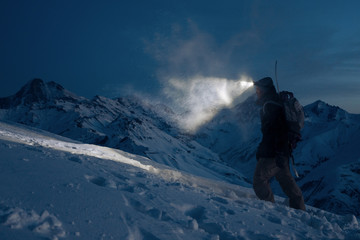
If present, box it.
[164,76,254,132]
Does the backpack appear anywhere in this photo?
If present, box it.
[279,91,305,150]
[263,91,305,149]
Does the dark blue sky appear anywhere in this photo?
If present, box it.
[1,0,360,113]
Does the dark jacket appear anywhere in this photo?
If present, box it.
[256,90,289,159]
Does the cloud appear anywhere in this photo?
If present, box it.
[144,20,256,131]
[163,75,253,132]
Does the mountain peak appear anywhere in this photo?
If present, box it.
[304,100,349,122]
[28,78,45,86]
[14,78,59,105]
[20,78,47,96]
[0,79,81,108]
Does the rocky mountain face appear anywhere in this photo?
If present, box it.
[1,79,360,216]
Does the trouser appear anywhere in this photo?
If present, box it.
[253,156,306,211]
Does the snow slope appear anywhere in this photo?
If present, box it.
[0,120,359,240]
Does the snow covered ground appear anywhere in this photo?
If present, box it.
[0,120,359,240]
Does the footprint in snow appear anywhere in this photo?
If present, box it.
[185,205,237,239]
[210,196,229,205]
[266,214,285,225]
[111,171,150,193]
[111,172,129,182]
[185,206,207,222]
[219,206,235,216]
[68,156,82,164]
[119,182,149,193]
[128,198,172,221]
[85,175,116,189]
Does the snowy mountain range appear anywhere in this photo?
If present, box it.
[1,78,360,219]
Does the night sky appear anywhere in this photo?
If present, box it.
[1,0,360,113]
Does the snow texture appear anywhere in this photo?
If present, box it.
[0,120,359,239]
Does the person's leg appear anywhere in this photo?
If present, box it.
[253,157,278,203]
[275,156,306,210]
